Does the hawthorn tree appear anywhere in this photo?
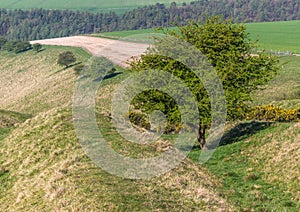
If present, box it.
[57,51,76,68]
[130,16,279,149]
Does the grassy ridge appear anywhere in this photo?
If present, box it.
[0,0,192,13]
[0,46,232,210]
[97,20,300,53]
[0,46,90,115]
[189,122,300,211]
[0,25,299,210]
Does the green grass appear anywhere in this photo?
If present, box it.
[0,45,91,115]
[0,128,12,141]
[188,122,299,211]
[0,46,231,210]
[0,109,31,127]
[91,28,161,39]
[94,53,300,211]
[97,20,300,53]
[0,23,299,210]
[253,56,300,108]
[246,20,300,53]
[0,0,193,13]
[186,54,300,210]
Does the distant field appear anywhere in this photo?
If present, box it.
[97,20,300,53]
[246,20,300,53]
[0,0,192,13]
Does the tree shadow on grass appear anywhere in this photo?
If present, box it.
[93,72,122,81]
[219,121,273,146]
[54,62,82,74]
[34,48,46,53]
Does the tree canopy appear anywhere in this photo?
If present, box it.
[57,51,76,68]
[130,17,279,148]
[32,43,42,52]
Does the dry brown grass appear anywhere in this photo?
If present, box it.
[0,49,81,115]
[247,122,300,201]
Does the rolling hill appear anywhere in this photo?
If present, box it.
[96,20,300,53]
[0,45,233,211]
[0,19,299,210]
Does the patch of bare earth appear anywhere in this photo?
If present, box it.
[31,36,149,67]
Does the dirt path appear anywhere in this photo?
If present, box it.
[31,36,150,67]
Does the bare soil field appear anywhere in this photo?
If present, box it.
[31,36,149,67]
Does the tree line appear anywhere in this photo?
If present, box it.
[1,0,300,41]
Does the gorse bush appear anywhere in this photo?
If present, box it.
[247,105,300,122]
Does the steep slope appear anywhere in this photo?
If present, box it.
[0,110,30,128]
[0,46,232,210]
[0,107,232,211]
[0,47,90,115]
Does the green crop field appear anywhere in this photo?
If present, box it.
[96,20,300,53]
[0,0,192,13]
[246,20,300,53]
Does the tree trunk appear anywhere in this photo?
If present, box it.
[196,124,207,149]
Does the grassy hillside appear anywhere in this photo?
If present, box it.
[97,20,300,53]
[0,25,299,209]
[189,121,300,210]
[187,56,300,211]
[253,56,300,108]
[0,0,192,13]
[0,46,232,210]
[0,46,89,115]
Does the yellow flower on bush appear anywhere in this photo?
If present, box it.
[247,104,300,122]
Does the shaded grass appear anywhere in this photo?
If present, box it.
[219,121,272,146]
[0,128,12,141]
[189,122,299,211]
[0,109,31,128]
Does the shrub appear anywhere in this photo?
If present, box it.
[57,51,76,68]
[247,105,300,122]
[32,43,42,52]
